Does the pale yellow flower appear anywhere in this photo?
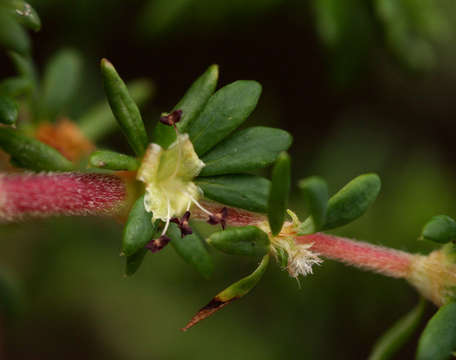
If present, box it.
[137,133,205,222]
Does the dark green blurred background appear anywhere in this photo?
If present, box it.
[1,0,456,358]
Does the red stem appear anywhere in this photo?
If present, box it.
[0,173,128,222]
[297,233,414,278]
[0,172,416,280]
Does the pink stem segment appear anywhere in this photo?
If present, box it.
[0,173,127,222]
[297,233,414,278]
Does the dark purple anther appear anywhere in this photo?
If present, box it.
[207,207,228,230]
[159,109,183,127]
[145,235,171,253]
[171,211,193,237]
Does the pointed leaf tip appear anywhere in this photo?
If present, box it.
[101,59,148,156]
[182,255,269,331]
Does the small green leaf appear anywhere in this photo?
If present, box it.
[6,0,41,31]
[182,254,269,331]
[199,127,292,176]
[368,298,426,360]
[196,174,270,213]
[101,59,148,156]
[122,194,157,257]
[208,226,270,257]
[168,223,214,279]
[153,64,218,149]
[267,152,291,236]
[8,52,37,88]
[0,77,32,97]
[89,150,139,171]
[0,13,30,55]
[0,127,73,171]
[322,173,381,230]
[42,49,82,119]
[299,176,329,233]
[125,248,147,277]
[186,80,262,156]
[421,215,456,244]
[416,302,456,360]
[0,95,18,125]
[78,79,154,141]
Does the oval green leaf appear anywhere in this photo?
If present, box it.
[322,173,381,230]
[299,176,329,233]
[168,223,214,279]
[0,95,18,125]
[0,127,73,171]
[7,0,41,31]
[208,225,270,257]
[183,254,269,331]
[153,64,218,149]
[89,150,139,171]
[125,248,147,277]
[416,302,456,360]
[101,59,148,156]
[267,152,291,236]
[368,298,426,360]
[186,80,262,156]
[78,79,154,141]
[0,13,30,55]
[42,49,82,119]
[122,194,157,257]
[196,174,270,213]
[199,127,292,176]
[421,215,456,244]
[0,77,32,97]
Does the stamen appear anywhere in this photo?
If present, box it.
[161,199,171,236]
[187,194,212,216]
[159,109,182,127]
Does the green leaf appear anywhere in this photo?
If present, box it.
[153,64,219,149]
[421,215,456,244]
[6,0,41,31]
[0,13,30,55]
[125,248,147,277]
[267,152,291,236]
[416,301,456,360]
[182,254,269,331]
[186,80,262,156]
[168,223,214,279]
[199,127,292,176]
[0,127,73,171]
[368,298,426,360]
[78,79,154,141]
[0,77,32,97]
[101,59,148,156]
[8,52,37,88]
[208,226,270,257]
[299,176,329,233]
[122,194,157,257]
[42,49,82,119]
[0,95,18,125]
[196,174,270,213]
[89,150,139,171]
[322,173,381,230]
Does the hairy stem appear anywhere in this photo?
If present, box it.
[297,233,415,279]
[0,172,129,222]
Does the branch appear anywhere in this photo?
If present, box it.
[0,172,129,222]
